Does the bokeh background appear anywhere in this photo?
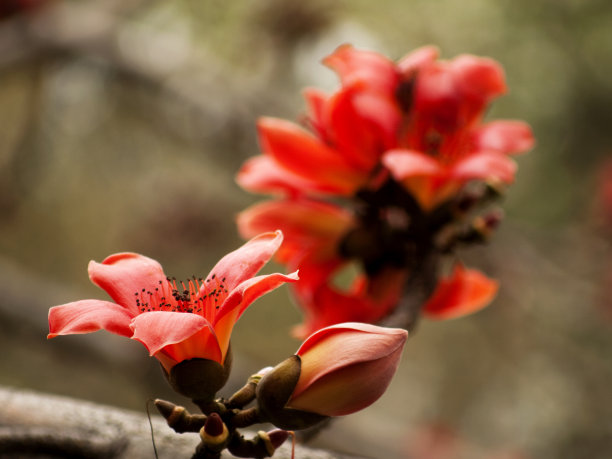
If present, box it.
[1,1,611,458]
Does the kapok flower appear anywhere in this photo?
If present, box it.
[48,231,297,373]
[238,45,534,210]
[256,323,408,430]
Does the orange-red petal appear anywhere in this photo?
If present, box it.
[257,117,365,194]
[130,310,221,362]
[423,265,499,320]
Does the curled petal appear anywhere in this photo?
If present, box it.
[471,120,535,155]
[323,44,399,94]
[88,253,166,315]
[257,117,365,195]
[48,299,133,338]
[424,265,499,320]
[130,311,221,362]
[205,230,283,293]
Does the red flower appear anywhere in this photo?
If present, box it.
[236,45,532,334]
[48,231,298,371]
[238,45,534,210]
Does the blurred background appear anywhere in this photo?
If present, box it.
[1,0,611,458]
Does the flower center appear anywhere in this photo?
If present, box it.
[134,273,229,317]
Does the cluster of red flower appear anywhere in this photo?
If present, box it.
[237,45,534,337]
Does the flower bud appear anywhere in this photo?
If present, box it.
[199,413,229,452]
[257,323,407,430]
[163,347,232,401]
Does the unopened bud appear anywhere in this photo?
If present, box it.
[257,323,407,430]
[199,413,229,452]
[155,399,207,433]
[259,429,290,456]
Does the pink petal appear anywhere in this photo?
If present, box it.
[471,120,535,155]
[88,253,166,315]
[423,265,499,320]
[130,311,221,362]
[48,299,133,338]
[397,45,440,76]
[257,117,365,195]
[323,44,399,94]
[296,322,405,355]
[383,149,444,178]
[204,230,284,293]
[451,150,517,184]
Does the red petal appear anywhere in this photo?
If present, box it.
[257,117,365,194]
[423,265,499,320]
[326,87,401,170]
[471,120,535,155]
[451,150,517,184]
[303,87,330,141]
[48,299,133,338]
[236,199,353,265]
[323,44,399,94]
[130,311,221,362]
[236,155,342,196]
[205,230,283,293]
[397,45,439,76]
[451,54,507,101]
[88,253,166,315]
